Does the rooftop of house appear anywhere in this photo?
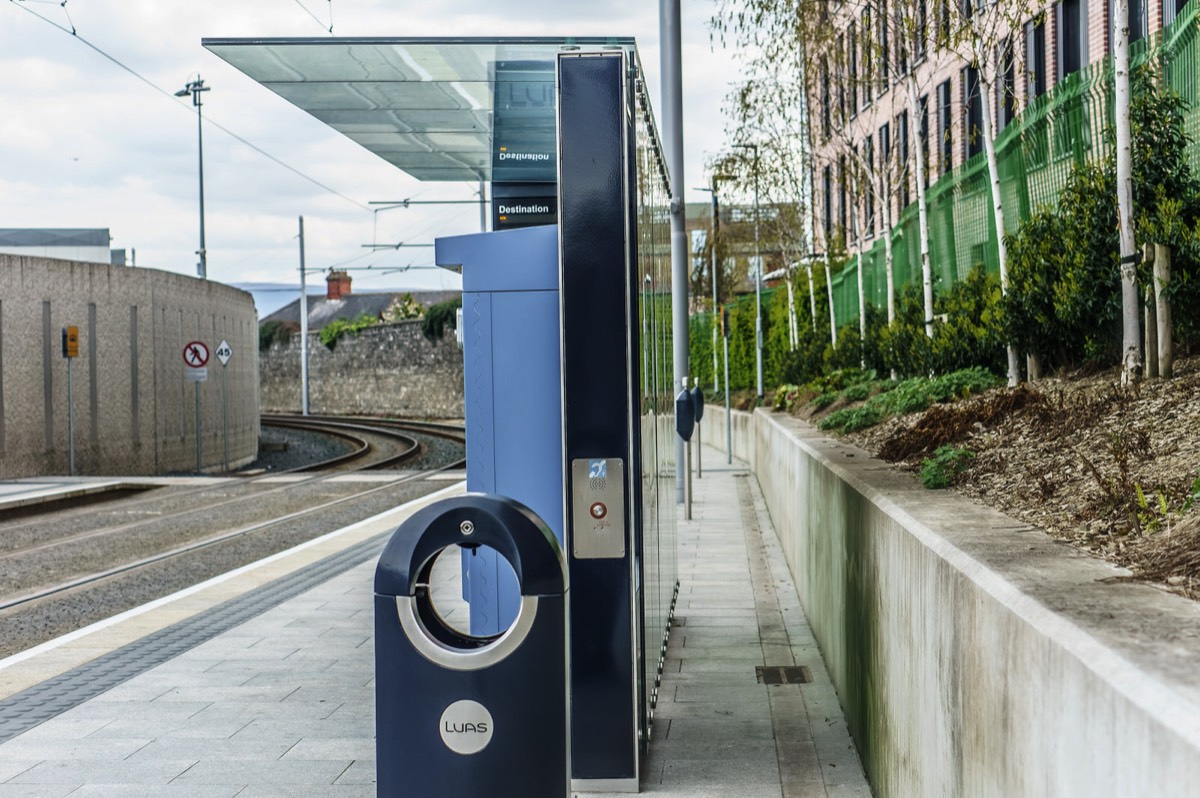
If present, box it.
[261,270,459,331]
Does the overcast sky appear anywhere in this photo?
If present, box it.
[0,0,743,297]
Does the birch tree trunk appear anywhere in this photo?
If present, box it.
[1144,285,1159,378]
[880,166,896,326]
[785,275,799,349]
[1155,242,1173,377]
[850,172,867,351]
[978,70,1021,386]
[907,76,935,339]
[806,264,818,332]
[1113,0,1142,382]
[826,261,838,347]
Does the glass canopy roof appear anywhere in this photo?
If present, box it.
[203,37,639,182]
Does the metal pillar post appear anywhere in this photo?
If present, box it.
[711,184,719,395]
[194,382,202,473]
[299,216,310,416]
[177,77,211,280]
[221,363,229,472]
[724,325,731,465]
[197,91,207,280]
[660,0,689,503]
[752,154,762,398]
[66,358,75,476]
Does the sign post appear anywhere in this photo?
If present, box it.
[62,326,79,476]
[184,341,210,472]
[216,340,232,472]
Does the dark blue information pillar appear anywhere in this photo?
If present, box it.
[558,52,643,791]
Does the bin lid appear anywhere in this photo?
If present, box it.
[375,493,566,598]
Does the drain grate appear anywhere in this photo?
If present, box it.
[755,665,812,685]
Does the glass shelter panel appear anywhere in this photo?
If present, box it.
[633,71,677,730]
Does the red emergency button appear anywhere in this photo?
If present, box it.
[590,502,607,520]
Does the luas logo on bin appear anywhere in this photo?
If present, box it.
[439,700,494,754]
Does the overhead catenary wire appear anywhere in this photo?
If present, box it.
[6,0,370,212]
[291,0,332,34]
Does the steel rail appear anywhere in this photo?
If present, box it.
[0,459,465,614]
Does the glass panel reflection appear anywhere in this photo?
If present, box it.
[205,37,634,182]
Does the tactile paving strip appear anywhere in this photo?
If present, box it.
[0,533,388,744]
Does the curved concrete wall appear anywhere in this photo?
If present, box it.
[701,407,1200,797]
[0,254,259,477]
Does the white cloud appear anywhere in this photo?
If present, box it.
[0,0,745,290]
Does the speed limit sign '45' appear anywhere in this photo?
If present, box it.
[216,340,233,366]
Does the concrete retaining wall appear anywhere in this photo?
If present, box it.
[701,407,1200,797]
[259,320,463,418]
[0,254,259,477]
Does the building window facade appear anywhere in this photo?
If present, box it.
[865,135,876,236]
[878,0,890,85]
[1057,0,1087,78]
[823,165,834,244]
[919,93,930,187]
[1026,16,1048,100]
[916,0,928,61]
[937,78,953,174]
[822,58,832,138]
[964,64,983,160]
[998,37,1017,130]
[836,33,847,121]
[862,7,874,107]
[838,155,848,237]
[849,22,859,116]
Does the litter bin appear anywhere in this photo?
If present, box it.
[375,493,569,798]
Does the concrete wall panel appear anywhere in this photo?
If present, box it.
[700,406,1200,797]
[0,254,258,476]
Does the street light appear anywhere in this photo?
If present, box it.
[176,76,211,280]
[734,143,763,399]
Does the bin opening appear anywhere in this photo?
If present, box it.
[415,545,514,649]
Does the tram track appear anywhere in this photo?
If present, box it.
[0,415,461,552]
[0,415,466,657]
[0,464,454,614]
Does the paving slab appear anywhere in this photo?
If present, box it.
[0,449,869,797]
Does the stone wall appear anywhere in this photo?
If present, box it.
[259,320,464,418]
[0,254,259,477]
[701,406,1200,798]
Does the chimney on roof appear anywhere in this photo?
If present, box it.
[326,270,352,300]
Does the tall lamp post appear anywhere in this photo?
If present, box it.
[734,143,762,399]
[176,76,211,280]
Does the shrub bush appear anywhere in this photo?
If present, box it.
[319,312,377,350]
[258,320,295,352]
[920,445,975,489]
[422,297,462,342]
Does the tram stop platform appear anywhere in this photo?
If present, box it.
[0,448,870,797]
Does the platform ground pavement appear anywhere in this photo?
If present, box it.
[0,448,869,797]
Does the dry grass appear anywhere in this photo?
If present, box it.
[1134,513,1200,598]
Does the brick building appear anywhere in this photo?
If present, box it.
[810,0,1190,258]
